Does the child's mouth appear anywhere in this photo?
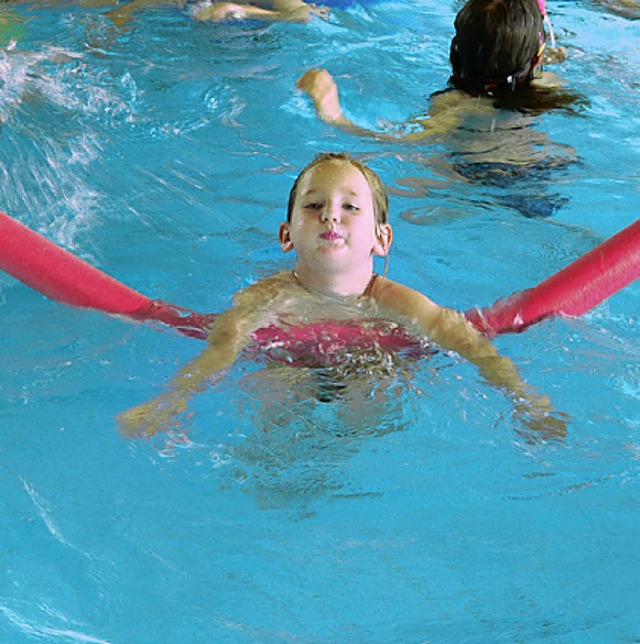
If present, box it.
[320,230,341,241]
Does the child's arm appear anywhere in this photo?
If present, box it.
[375,280,566,437]
[118,274,289,437]
[117,308,252,436]
[194,1,329,23]
[296,68,470,142]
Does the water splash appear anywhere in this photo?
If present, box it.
[0,44,136,250]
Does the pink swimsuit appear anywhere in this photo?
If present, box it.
[247,272,432,367]
[250,318,431,367]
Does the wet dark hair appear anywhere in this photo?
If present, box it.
[449,0,545,95]
[287,152,389,225]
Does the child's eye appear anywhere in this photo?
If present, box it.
[304,202,322,210]
[344,203,360,212]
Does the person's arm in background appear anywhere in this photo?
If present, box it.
[296,68,475,142]
[194,1,329,23]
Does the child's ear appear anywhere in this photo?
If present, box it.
[279,222,294,252]
[373,223,393,256]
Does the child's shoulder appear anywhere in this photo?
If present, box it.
[429,88,473,114]
[370,276,438,311]
[221,270,297,331]
[235,270,294,300]
[428,88,495,120]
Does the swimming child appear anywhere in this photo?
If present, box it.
[118,151,565,438]
[296,0,579,150]
[105,0,328,28]
[592,0,640,19]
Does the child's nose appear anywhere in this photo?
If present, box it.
[321,202,341,222]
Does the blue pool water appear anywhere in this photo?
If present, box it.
[1,1,639,641]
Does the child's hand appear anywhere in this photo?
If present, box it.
[283,3,329,22]
[308,3,330,19]
[118,395,187,438]
[296,69,343,122]
[515,394,568,440]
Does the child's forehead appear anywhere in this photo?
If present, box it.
[300,160,370,191]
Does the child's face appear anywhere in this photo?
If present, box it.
[280,161,390,276]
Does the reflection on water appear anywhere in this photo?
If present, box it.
[0,42,130,248]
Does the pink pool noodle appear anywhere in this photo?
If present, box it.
[465,219,640,336]
[1,210,638,341]
[0,211,214,339]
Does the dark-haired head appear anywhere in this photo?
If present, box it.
[449,0,545,95]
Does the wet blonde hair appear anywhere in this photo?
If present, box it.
[287,152,389,225]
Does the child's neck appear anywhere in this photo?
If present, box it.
[293,266,374,297]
